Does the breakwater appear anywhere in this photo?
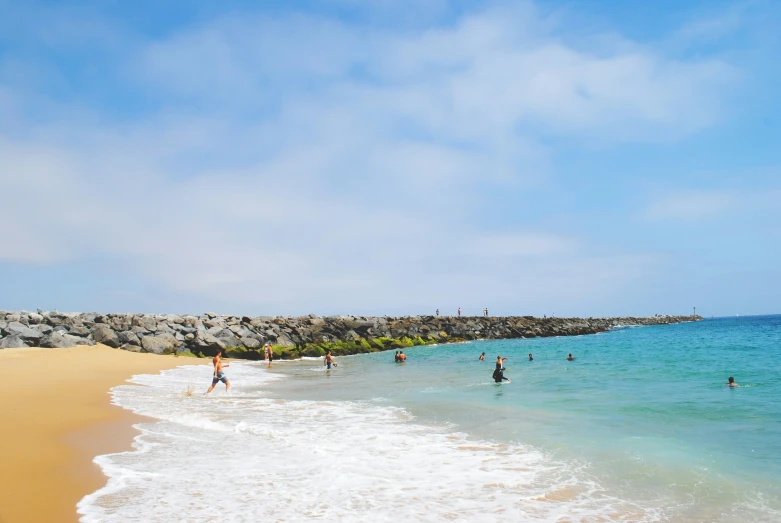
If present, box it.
[0,310,700,359]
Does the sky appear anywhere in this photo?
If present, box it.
[0,0,779,318]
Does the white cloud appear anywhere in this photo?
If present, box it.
[0,1,750,313]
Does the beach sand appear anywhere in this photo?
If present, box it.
[0,345,207,523]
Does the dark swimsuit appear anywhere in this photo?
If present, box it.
[212,371,227,385]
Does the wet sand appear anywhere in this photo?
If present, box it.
[0,345,207,523]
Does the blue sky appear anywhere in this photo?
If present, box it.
[1,0,779,317]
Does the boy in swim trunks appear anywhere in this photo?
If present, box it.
[206,348,230,394]
[324,350,337,369]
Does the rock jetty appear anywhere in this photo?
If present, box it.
[0,310,700,359]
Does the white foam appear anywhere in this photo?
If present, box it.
[78,362,659,522]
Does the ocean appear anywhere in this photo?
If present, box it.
[78,315,781,522]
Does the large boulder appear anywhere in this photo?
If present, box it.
[240,337,261,349]
[93,326,120,348]
[120,343,143,353]
[4,322,44,342]
[133,316,157,331]
[27,312,44,325]
[0,335,28,348]
[117,331,141,346]
[40,332,79,348]
[141,336,176,354]
[68,324,91,337]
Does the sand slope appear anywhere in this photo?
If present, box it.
[0,345,207,523]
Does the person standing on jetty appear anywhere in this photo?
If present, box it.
[458,307,462,317]
[206,348,230,395]
[436,309,440,316]
[324,350,337,369]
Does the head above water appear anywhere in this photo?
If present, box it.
[729,376,735,384]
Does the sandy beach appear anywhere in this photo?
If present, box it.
[0,345,206,523]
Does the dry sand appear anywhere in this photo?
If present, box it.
[0,345,207,523]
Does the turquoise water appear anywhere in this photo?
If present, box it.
[265,316,781,521]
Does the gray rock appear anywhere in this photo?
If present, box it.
[0,321,6,331]
[68,324,91,337]
[117,331,141,346]
[53,326,69,333]
[32,324,53,335]
[120,343,143,353]
[40,332,78,348]
[131,325,150,335]
[0,335,28,348]
[141,336,176,354]
[27,312,44,324]
[5,313,21,322]
[5,322,44,341]
[93,326,120,348]
[184,333,195,341]
[205,312,218,319]
[240,337,261,349]
[133,316,157,331]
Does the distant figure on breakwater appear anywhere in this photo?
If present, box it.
[436,308,440,316]
[728,376,739,387]
[399,351,407,362]
[458,307,461,317]
[206,348,230,395]
[479,352,485,361]
[529,353,533,361]
[567,353,575,361]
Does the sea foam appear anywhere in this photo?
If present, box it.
[78,362,658,522]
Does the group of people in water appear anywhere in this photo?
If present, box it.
[205,345,741,394]
[479,351,577,383]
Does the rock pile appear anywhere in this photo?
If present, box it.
[0,310,700,358]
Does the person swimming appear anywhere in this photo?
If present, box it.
[399,351,407,362]
[493,355,509,383]
[479,352,485,361]
[528,353,533,361]
[394,351,400,362]
[728,376,739,387]
[567,353,575,361]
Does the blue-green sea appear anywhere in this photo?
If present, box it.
[264,315,781,521]
[82,315,781,522]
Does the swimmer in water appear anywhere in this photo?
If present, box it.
[479,352,485,361]
[528,353,533,361]
[206,348,230,394]
[567,353,575,361]
[324,350,337,369]
[394,351,400,362]
[493,355,510,383]
[727,376,739,387]
[399,351,407,362]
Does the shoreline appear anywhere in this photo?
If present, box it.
[0,345,207,523]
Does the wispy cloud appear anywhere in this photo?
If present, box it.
[0,0,768,314]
